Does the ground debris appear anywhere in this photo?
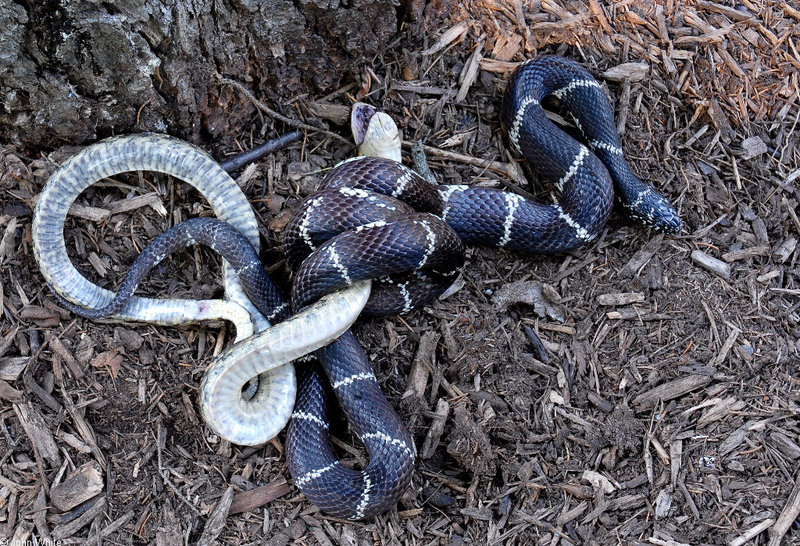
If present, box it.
[2,0,799,543]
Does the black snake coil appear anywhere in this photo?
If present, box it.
[281,56,681,518]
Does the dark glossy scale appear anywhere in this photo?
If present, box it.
[290,213,464,313]
[283,187,415,271]
[321,157,443,212]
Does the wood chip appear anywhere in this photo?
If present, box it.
[0,357,28,381]
[606,309,673,321]
[602,62,649,82]
[305,101,350,125]
[403,331,440,400]
[721,246,769,262]
[13,401,61,468]
[654,488,672,518]
[420,398,450,459]
[596,292,645,306]
[456,42,483,102]
[0,217,16,261]
[68,203,111,222]
[769,431,800,460]
[618,234,664,277]
[730,518,775,546]
[108,192,167,216]
[48,335,84,379]
[57,430,93,454]
[588,0,611,33]
[493,280,565,322]
[518,353,559,377]
[89,350,123,378]
[491,34,522,62]
[422,21,469,56]
[740,135,768,160]
[769,476,800,545]
[229,479,291,515]
[719,420,768,456]
[50,462,104,511]
[708,324,740,367]
[32,486,50,542]
[0,378,23,402]
[87,252,108,277]
[52,496,107,541]
[582,470,618,495]
[90,510,135,541]
[198,486,234,546]
[691,249,731,280]
[587,391,614,413]
[772,236,797,263]
[696,396,745,427]
[632,375,713,409]
[478,58,519,74]
[0,326,17,359]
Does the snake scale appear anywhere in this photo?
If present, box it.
[33,56,680,519]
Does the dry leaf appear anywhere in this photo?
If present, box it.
[90,350,123,378]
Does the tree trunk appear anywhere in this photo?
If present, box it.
[0,0,398,149]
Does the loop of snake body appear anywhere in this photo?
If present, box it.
[32,135,435,519]
[31,133,373,447]
[32,56,682,520]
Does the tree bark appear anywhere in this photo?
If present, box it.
[0,0,398,149]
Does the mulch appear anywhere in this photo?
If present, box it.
[2,1,800,544]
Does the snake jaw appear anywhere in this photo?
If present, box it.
[351,102,402,162]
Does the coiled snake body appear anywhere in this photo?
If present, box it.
[33,56,680,520]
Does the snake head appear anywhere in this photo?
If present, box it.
[351,102,402,162]
[626,190,683,234]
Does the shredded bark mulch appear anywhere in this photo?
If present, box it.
[2,1,799,544]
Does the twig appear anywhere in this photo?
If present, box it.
[401,140,529,187]
[216,75,350,145]
[219,131,303,173]
[769,473,800,545]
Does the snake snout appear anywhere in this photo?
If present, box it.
[657,210,683,234]
[637,193,683,234]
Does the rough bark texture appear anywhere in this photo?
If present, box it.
[0,0,398,149]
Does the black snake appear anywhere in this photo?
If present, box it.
[284,56,680,519]
[33,56,681,520]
